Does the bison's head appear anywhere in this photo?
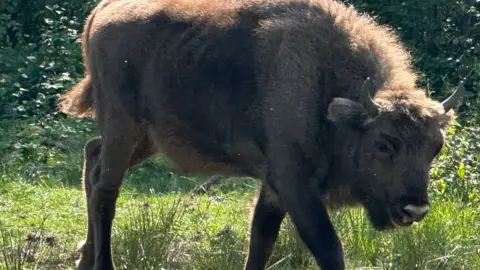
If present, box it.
[327,78,464,230]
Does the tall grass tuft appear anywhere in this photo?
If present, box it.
[0,221,54,270]
[111,196,186,270]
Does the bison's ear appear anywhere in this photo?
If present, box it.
[327,97,370,128]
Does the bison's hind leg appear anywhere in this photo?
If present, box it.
[244,185,285,270]
[78,113,156,269]
[89,116,136,269]
[77,134,156,269]
[77,138,102,270]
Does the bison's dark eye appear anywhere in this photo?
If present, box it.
[374,134,400,157]
[375,140,395,155]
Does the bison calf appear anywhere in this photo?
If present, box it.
[58,0,464,269]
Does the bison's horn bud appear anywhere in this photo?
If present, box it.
[361,77,379,115]
[441,81,465,113]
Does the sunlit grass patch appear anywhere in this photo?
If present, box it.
[329,201,480,269]
[2,179,478,269]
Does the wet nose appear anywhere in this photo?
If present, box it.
[403,204,430,221]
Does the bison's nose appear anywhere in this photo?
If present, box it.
[402,204,430,222]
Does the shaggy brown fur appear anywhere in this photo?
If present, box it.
[58,0,462,269]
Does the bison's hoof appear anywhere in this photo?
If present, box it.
[76,258,94,270]
[76,240,95,270]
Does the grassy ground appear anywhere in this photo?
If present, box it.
[0,118,479,270]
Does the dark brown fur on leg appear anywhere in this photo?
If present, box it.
[244,185,285,270]
[77,138,102,270]
[90,117,136,270]
[77,135,155,270]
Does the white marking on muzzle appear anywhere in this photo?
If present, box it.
[403,204,430,216]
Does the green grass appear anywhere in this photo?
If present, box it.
[0,181,479,270]
[0,118,479,270]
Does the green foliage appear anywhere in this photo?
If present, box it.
[0,0,95,118]
[0,117,94,186]
[430,123,480,203]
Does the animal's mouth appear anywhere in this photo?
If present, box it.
[364,201,429,231]
[390,215,414,228]
[388,202,431,228]
[388,209,415,228]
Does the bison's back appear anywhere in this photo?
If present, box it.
[85,0,268,175]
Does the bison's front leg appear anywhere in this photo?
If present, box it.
[244,185,285,270]
[267,144,345,270]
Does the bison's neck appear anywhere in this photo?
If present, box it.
[323,185,361,210]
[319,122,363,208]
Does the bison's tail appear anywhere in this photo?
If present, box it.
[57,76,95,118]
[57,1,99,119]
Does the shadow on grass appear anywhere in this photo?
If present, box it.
[0,219,76,270]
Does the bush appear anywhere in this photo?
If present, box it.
[0,0,96,118]
[430,123,480,203]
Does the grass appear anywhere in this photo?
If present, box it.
[0,118,479,270]
[1,181,479,270]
